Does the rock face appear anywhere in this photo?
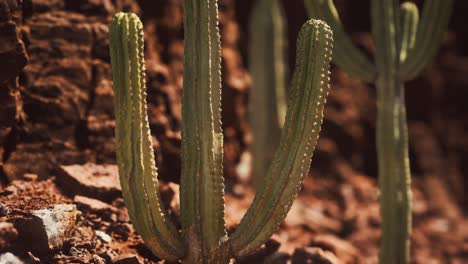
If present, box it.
[0,0,28,84]
[0,0,29,188]
[0,0,250,187]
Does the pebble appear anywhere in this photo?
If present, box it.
[95,230,112,243]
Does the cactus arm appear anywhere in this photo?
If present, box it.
[249,0,288,188]
[109,13,184,261]
[371,1,412,263]
[305,0,376,82]
[399,2,419,63]
[180,0,227,262]
[229,19,333,257]
[400,0,454,81]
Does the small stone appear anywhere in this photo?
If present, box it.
[0,252,24,264]
[111,254,140,264]
[56,163,121,202]
[291,247,341,264]
[95,230,112,243]
[13,204,77,255]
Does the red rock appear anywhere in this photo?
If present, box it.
[56,163,121,202]
[74,195,116,213]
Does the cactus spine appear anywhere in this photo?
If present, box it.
[249,0,288,188]
[305,0,453,263]
[109,2,333,263]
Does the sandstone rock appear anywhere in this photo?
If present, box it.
[74,195,116,213]
[0,0,28,83]
[56,163,121,202]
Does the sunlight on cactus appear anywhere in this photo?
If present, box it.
[109,0,333,262]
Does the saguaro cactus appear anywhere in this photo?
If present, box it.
[305,0,453,263]
[249,0,288,188]
[109,1,333,263]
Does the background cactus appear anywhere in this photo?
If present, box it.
[305,0,454,263]
[109,1,333,262]
[249,0,288,188]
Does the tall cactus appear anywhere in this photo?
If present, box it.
[109,1,333,262]
[249,0,288,188]
[305,0,453,263]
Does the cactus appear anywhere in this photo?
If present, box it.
[249,0,288,188]
[109,2,333,263]
[305,0,453,263]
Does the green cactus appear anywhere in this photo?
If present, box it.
[109,2,333,263]
[305,0,453,263]
[249,0,288,188]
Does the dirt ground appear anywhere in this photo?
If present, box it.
[0,0,467,263]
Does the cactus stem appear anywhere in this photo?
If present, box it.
[230,19,333,257]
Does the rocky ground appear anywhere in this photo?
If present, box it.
[0,0,467,263]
